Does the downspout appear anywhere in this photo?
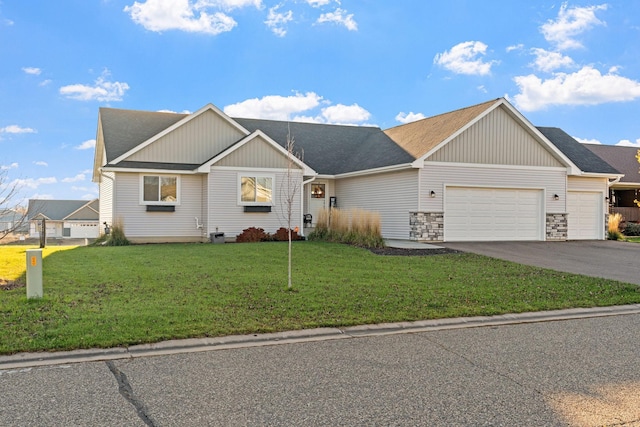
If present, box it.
[301,176,317,237]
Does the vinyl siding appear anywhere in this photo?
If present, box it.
[334,169,419,239]
[99,172,114,232]
[208,168,303,239]
[65,206,99,221]
[216,137,298,169]
[567,176,608,192]
[429,107,562,167]
[128,110,246,164]
[114,172,205,240]
[420,163,566,214]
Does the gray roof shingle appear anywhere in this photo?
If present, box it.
[584,144,640,184]
[28,200,98,221]
[536,127,620,175]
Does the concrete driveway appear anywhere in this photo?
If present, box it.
[441,240,640,285]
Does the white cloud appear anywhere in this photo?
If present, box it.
[0,125,36,134]
[39,79,52,87]
[224,92,323,120]
[320,104,370,125]
[506,44,524,52]
[124,0,237,35]
[574,136,601,145]
[75,139,96,150]
[513,66,640,111]
[30,193,54,200]
[316,8,357,31]
[1,162,18,170]
[306,0,332,6]
[540,3,608,50]
[34,161,48,167]
[395,112,426,124]
[265,4,293,37]
[434,41,497,76]
[59,71,129,102]
[11,177,57,190]
[195,0,262,11]
[22,67,42,75]
[530,48,574,72]
[616,138,640,147]
[62,173,86,183]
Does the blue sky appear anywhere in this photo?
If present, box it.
[1,0,639,203]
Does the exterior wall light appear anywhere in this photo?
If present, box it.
[430,190,436,198]
[553,194,559,201]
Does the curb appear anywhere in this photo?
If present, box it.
[2,304,639,370]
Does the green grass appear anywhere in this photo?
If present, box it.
[1,242,639,355]
[624,236,640,243]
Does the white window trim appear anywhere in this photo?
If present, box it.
[139,174,181,205]
[237,173,275,206]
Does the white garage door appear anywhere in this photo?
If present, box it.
[445,187,543,242]
[567,192,602,240]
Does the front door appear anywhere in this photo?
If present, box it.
[309,183,326,227]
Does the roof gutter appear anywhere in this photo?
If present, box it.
[334,163,415,179]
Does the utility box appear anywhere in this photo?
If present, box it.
[210,232,225,244]
[26,249,43,299]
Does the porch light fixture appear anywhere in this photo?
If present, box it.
[430,190,436,198]
[553,194,559,201]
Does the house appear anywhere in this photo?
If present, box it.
[92,98,621,243]
[0,209,28,234]
[28,199,100,238]
[583,144,640,223]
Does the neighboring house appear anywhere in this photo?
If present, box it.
[583,144,640,223]
[28,199,100,238]
[0,209,28,233]
[93,98,621,243]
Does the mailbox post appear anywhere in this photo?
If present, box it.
[26,249,43,299]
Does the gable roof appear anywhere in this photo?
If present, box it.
[583,144,639,183]
[384,99,498,159]
[536,127,621,176]
[28,199,99,221]
[234,118,415,175]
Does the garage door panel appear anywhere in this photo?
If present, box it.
[445,187,543,242]
[568,192,602,240]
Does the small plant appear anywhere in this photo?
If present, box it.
[273,227,302,242]
[236,227,270,243]
[93,220,130,246]
[622,222,640,236]
[607,213,623,240]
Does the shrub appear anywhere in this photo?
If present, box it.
[623,222,640,236]
[93,220,130,246]
[608,213,622,234]
[273,227,302,241]
[308,208,385,248]
[236,227,270,243]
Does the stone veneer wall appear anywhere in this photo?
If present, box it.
[546,213,567,241]
[409,212,444,242]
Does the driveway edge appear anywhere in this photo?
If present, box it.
[2,304,639,370]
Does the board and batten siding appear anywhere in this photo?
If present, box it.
[420,163,567,213]
[334,169,419,240]
[128,110,246,164]
[207,168,303,239]
[99,171,115,232]
[429,107,563,168]
[114,172,205,241]
[215,137,298,170]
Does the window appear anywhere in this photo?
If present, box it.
[240,175,273,204]
[142,175,178,204]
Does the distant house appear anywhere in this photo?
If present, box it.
[28,199,100,238]
[0,209,28,234]
[584,144,640,223]
[92,98,621,243]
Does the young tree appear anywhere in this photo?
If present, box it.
[0,168,28,242]
[279,125,303,289]
[635,149,640,207]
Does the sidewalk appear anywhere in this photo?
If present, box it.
[3,304,639,370]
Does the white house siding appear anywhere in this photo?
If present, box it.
[567,176,608,193]
[128,110,246,164]
[208,167,303,239]
[334,169,419,240]
[114,172,206,242]
[215,137,294,169]
[429,107,563,168]
[99,171,114,234]
[66,222,100,238]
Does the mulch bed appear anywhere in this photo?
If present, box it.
[369,247,462,256]
[0,278,24,291]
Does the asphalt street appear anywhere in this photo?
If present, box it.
[1,312,639,426]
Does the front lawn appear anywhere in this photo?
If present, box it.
[1,242,638,355]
